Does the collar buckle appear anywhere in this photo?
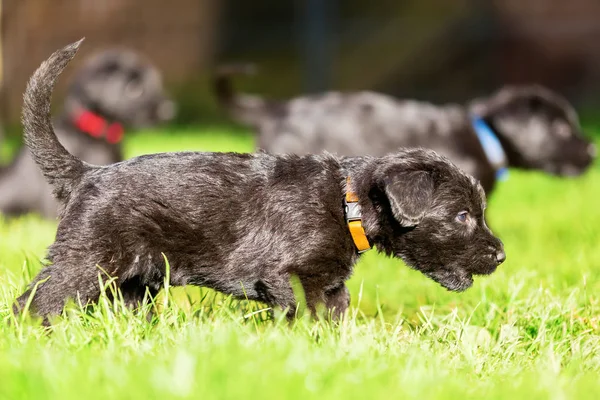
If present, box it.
[344,176,371,254]
[344,201,362,222]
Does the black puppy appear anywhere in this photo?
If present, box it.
[0,48,174,218]
[15,41,504,322]
[214,68,595,194]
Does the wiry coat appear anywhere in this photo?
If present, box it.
[15,41,505,323]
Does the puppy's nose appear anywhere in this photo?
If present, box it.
[495,250,506,264]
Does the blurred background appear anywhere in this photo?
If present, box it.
[2,0,600,130]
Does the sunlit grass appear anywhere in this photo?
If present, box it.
[0,126,599,399]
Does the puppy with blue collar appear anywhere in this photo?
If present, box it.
[214,69,595,194]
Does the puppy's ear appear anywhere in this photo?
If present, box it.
[469,85,557,118]
[468,86,518,117]
[384,170,435,227]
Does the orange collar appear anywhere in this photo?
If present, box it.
[344,176,371,253]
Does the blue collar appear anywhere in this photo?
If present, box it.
[471,117,509,180]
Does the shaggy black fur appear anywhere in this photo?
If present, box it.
[0,47,174,218]
[214,67,596,194]
[15,41,504,323]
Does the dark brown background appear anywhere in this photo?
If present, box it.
[2,0,600,125]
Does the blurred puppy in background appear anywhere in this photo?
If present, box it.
[214,67,595,194]
[0,48,175,218]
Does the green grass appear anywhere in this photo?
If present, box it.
[1,126,600,399]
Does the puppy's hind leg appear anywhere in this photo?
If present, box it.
[14,262,102,323]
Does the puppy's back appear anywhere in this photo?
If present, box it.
[265,91,466,156]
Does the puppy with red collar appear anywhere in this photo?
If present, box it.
[0,47,174,218]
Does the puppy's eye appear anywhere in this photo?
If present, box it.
[456,211,469,223]
[125,81,144,98]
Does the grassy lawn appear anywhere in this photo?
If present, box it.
[1,126,599,399]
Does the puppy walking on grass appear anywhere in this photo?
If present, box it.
[15,40,505,323]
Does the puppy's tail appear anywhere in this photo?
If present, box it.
[22,39,88,203]
[212,63,271,127]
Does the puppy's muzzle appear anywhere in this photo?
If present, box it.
[489,243,506,265]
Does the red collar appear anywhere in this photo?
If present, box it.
[74,110,124,144]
